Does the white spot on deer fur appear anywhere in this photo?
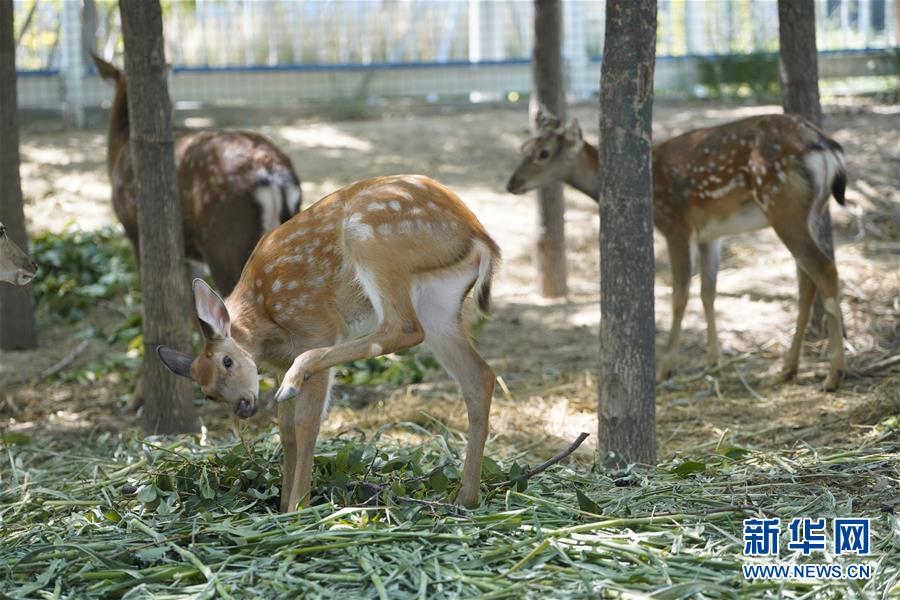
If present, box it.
[397,220,414,234]
[264,264,274,274]
[378,223,393,235]
[256,294,263,304]
[345,212,375,241]
[255,279,262,288]
[287,280,299,290]
[410,206,424,216]
[426,201,438,210]
[272,280,282,292]
[368,202,387,212]
[369,343,383,354]
[389,200,402,211]
[274,302,283,312]
[706,176,743,199]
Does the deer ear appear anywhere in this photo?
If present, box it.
[564,119,583,147]
[90,52,121,84]
[157,346,195,379]
[192,279,231,340]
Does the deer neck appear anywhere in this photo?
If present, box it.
[565,142,600,201]
[106,87,131,175]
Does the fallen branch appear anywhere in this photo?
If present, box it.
[854,353,900,377]
[40,340,90,380]
[491,431,590,490]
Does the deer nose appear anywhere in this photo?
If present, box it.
[234,396,257,419]
[506,178,521,194]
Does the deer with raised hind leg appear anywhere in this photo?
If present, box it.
[0,223,37,286]
[158,175,500,511]
[507,107,847,391]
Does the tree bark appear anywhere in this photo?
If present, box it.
[597,0,657,468]
[777,0,834,337]
[531,0,567,298]
[0,0,37,351]
[120,0,197,434]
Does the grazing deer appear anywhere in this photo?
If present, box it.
[91,54,302,295]
[158,175,500,511]
[507,108,847,391]
[0,222,37,286]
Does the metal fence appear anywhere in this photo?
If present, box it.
[12,0,900,125]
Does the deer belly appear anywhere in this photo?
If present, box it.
[694,201,768,243]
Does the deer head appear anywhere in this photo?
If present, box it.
[157,279,259,418]
[506,106,584,194]
[0,222,38,286]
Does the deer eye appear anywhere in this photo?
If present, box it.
[222,356,234,369]
[537,148,551,160]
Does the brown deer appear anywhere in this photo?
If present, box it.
[91,54,302,296]
[0,222,37,286]
[507,108,847,391]
[158,175,500,511]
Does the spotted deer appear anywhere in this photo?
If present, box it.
[91,54,302,295]
[158,175,500,511]
[507,108,847,391]
[0,222,37,286]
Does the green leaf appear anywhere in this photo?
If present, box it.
[671,461,707,478]
[481,456,503,479]
[136,485,158,503]
[199,469,216,499]
[717,447,751,461]
[575,490,601,515]
[1,432,32,446]
[428,470,449,492]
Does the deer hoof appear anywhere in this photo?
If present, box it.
[823,369,844,393]
[455,486,480,508]
[777,367,797,384]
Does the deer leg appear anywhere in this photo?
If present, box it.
[412,265,495,507]
[281,370,331,512]
[659,235,692,381]
[275,278,423,402]
[779,264,816,383]
[769,214,845,391]
[277,396,298,513]
[427,329,494,507]
[698,239,722,366]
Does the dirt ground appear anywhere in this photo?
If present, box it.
[1,99,898,464]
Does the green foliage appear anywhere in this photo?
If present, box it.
[697,52,780,100]
[28,226,139,323]
[1,425,898,598]
[335,349,439,386]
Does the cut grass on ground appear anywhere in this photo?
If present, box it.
[1,416,897,599]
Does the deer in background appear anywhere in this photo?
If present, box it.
[0,223,37,286]
[91,54,302,296]
[507,108,847,391]
[158,175,500,511]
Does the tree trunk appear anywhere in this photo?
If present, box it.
[0,0,37,351]
[531,0,567,298]
[777,0,834,338]
[120,0,197,434]
[597,0,657,468]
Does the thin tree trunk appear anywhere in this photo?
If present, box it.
[778,0,834,338]
[597,0,657,468]
[531,0,567,298]
[120,0,197,434]
[0,0,37,351]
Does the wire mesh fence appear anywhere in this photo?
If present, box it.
[11,0,900,122]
